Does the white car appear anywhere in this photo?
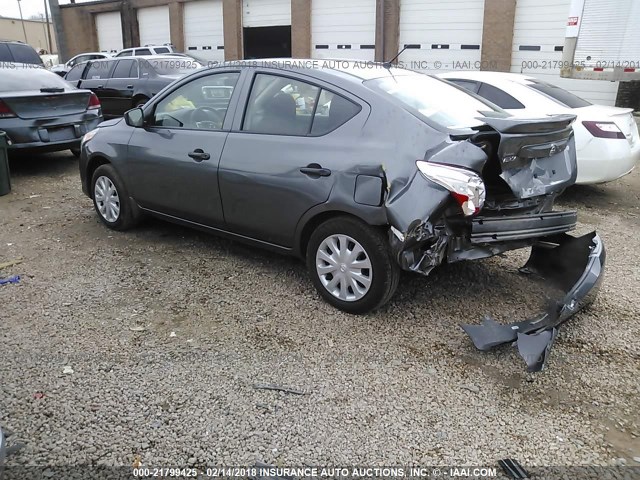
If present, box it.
[438,72,640,185]
[115,45,175,57]
[49,52,111,77]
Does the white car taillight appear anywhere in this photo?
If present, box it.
[417,161,486,216]
[582,121,625,139]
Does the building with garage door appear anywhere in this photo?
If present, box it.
[50,0,635,107]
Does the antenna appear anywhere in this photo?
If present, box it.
[383,46,408,69]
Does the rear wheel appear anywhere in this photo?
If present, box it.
[91,164,138,231]
[134,96,149,108]
[306,216,399,314]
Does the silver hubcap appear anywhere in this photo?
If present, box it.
[94,176,120,223]
[316,234,372,302]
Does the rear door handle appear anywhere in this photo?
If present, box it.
[300,164,331,177]
[126,85,134,89]
[188,149,210,162]
[97,85,104,89]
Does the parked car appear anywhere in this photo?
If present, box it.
[0,40,43,66]
[0,62,102,156]
[438,71,640,185]
[64,55,203,118]
[114,45,175,57]
[79,61,604,369]
[50,52,111,77]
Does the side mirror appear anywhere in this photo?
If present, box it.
[124,107,145,127]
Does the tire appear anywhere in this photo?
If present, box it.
[306,216,400,314]
[91,164,139,231]
[134,96,149,108]
[70,147,81,158]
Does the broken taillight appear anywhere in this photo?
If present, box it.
[582,121,625,139]
[87,93,101,110]
[417,161,486,216]
[0,100,16,118]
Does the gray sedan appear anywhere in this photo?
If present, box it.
[0,63,102,155]
[79,60,605,370]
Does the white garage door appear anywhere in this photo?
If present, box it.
[138,5,171,47]
[311,0,376,61]
[511,0,619,105]
[399,0,484,73]
[184,0,224,64]
[95,11,123,53]
[242,0,291,28]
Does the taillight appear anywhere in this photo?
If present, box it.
[582,121,625,139]
[87,93,101,110]
[0,100,16,118]
[417,161,486,216]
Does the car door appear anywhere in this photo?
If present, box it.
[103,59,138,116]
[124,70,243,226]
[218,71,363,247]
[78,60,115,113]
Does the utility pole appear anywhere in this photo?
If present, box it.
[17,0,29,44]
[44,0,53,53]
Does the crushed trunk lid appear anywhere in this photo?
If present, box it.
[476,114,577,199]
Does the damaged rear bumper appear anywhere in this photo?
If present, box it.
[461,231,605,372]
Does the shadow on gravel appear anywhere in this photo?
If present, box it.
[8,150,76,178]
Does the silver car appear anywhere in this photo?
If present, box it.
[0,63,103,156]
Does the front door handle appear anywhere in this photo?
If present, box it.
[188,149,210,162]
[126,85,134,89]
[300,163,331,177]
[97,85,104,89]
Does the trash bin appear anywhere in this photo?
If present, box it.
[0,132,10,196]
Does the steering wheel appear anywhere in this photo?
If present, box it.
[190,106,224,129]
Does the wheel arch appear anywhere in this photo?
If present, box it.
[85,155,111,195]
[296,208,388,259]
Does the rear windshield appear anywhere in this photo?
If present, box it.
[527,80,591,108]
[0,65,70,91]
[145,58,202,75]
[366,74,507,129]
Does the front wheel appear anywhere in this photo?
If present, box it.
[91,164,139,231]
[306,216,400,314]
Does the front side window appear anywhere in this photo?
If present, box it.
[366,74,506,129]
[243,74,321,135]
[86,60,114,80]
[112,59,137,79]
[152,72,240,130]
[477,83,525,109]
[115,50,131,57]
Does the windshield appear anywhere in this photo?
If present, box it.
[527,80,591,108]
[366,74,506,129]
[146,58,203,75]
[0,65,70,91]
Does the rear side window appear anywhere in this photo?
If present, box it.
[112,59,137,78]
[155,47,170,54]
[9,43,43,65]
[527,80,591,108]
[135,49,152,56]
[311,90,361,135]
[86,60,114,79]
[477,83,525,109]
[65,63,86,81]
[448,79,480,94]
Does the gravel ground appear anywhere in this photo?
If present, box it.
[1,143,639,475]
